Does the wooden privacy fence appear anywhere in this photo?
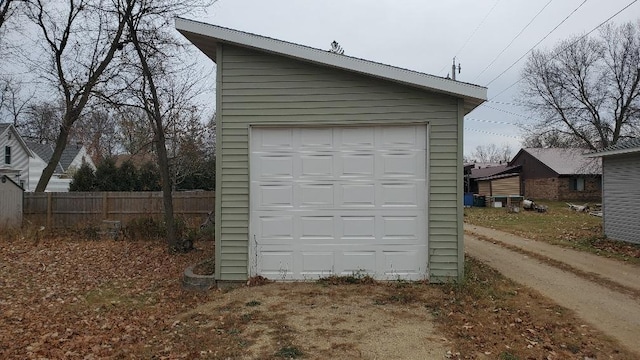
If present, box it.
[23,191,215,228]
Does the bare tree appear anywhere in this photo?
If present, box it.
[0,0,22,34]
[520,128,583,148]
[25,0,135,192]
[1,78,34,126]
[20,101,62,142]
[73,108,119,162]
[471,143,513,163]
[113,0,213,251]
[521,21,640,150]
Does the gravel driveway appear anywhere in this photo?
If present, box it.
[465,224,640,356]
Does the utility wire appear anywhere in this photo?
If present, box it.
[466,117,520,126]
[465,127,521,139]
[483,104,534,119]
[485,0,589,87]
[487,0,639,100]
[437,0,501,74]
[473,0,554,82]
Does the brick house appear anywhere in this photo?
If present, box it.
[509,148,601,201]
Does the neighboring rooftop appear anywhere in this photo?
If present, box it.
[25,141,84,173]
[513,148,601,175]
[470,164,521,179]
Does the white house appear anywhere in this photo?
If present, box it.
[0,123,96,192]
[25,140,96,192]
[0,123,33,189]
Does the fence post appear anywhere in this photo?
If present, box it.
[46,193,52,228]
[102,192,108,219]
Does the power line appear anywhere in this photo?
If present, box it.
[466,117,520,126]
[485,0,589,87]
[465,127,521,139]
[487,0,639,100]
[437,0,501,74]
[482,104,534,119]
[473,0,554,82]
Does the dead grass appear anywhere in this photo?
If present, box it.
[464,201,640,264]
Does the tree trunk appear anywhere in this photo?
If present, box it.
[153,122,178,251]
[126,11,178,251]
[35,119,72,192]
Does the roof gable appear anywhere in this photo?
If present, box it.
[0,123,34,158]
[511,148,601,175]
[175,18,487,114]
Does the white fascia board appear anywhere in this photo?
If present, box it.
[176,18,487,112]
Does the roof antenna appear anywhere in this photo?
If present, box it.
[329,41,344,55]
[452,57,461,81]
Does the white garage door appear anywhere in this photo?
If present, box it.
[250,125,427,280]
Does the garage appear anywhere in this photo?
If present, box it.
[176,19,486,283]
[250,125,427,280]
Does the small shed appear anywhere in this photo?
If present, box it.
[586,139,640,244]
[176,19,487,283]
[0,174,24,228]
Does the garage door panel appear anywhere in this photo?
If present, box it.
[251,125,428,280]
[301,252,334,276]
[300,184,334,207]
[339,127,375,148]
[340,251,376,275]
[300,154,334,177]
[340,183,376,207]
[383,250,423,275]
[259,251,295,279]
[299,128,333,149]
[341,216,376,239]
[259,216,294,241]
[257,184,293,208]
[382,216,419,240]
[254,155,294,179]
[300,216,335,240]
[340,153,375,177]
[255,128,294,150]
[380,151,424,178]
[380,182,421,207]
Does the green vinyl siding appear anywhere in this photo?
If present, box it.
[216,44,463,282]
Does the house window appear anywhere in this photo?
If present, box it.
[4,146,10,165]
[571,177,585,191]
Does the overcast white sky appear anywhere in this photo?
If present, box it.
[185,0,640,157]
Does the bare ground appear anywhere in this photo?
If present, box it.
[465,224,640,356]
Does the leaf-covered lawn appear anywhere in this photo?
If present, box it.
[2,232,636,359]
[0,235,215,358]
[464,201,640,264]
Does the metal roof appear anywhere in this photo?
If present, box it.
[517,148,601,175]
[469,164,520,179]
[585,138,640,157]
[175,18,487,114]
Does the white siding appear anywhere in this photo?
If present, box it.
[0,177,23,227]
[27,156,71,192]
[603,153,640,244]
[0,127,31,187]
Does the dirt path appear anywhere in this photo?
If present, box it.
[464,225,640,355]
